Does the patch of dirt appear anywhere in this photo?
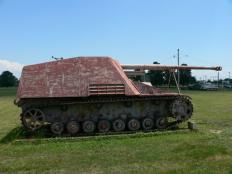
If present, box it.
[209,129,223,134]
[207,154,231,161]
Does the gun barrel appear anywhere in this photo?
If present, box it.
[121,65,222,71]
[124,70,146,76]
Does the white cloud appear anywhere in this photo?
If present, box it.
[0,59,24,77]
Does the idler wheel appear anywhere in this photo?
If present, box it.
[22,108,45,131]
[113,119,126,132]
[142,117,154,131]
[51,122,64,135]
[66,121,80,135]
[128,119,140,131]
[155,117,168,129]
[82,120,96,133]
[98,120,111,133]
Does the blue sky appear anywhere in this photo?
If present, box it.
[0,0,231,79]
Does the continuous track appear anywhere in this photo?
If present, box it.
[19,95,193,136]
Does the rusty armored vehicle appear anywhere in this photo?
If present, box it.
[15,57,221,135]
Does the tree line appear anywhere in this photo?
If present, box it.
[0,71,19,87]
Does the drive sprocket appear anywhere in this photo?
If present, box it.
[170,97,193,121]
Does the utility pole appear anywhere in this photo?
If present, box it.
[177,48,180,87]
[217,71,220,88]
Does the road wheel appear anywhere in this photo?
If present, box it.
[98,120,111,133]
[155,117,168,129]
[113,119,126,132]
[51,122,64,135]
[142,117,154,131]
[128,119,140,131]
[82,120,96,133]
[66,121,80,135]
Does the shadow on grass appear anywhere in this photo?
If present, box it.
[0,126,52,144]
[0,125,192,144]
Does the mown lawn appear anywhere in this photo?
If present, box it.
[0,88,232,174]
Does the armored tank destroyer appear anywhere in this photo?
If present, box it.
[15,57,221,135]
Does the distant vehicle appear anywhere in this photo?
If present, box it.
[222,80,232,89]
[189,82,218,91]
[201,83,218,91]
[224,84,232,89]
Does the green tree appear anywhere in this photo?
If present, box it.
[145,62,197,87]
[163,70,177,86]
[179,64,196,86]
[0,71,18,87]
[147,61,164,86]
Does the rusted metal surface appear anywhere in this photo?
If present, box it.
[17,57,140,99]
[17,56,222,100]
[133,81,162,95]
[121,64,222,71]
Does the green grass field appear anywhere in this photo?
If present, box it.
[0,88,232,174]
